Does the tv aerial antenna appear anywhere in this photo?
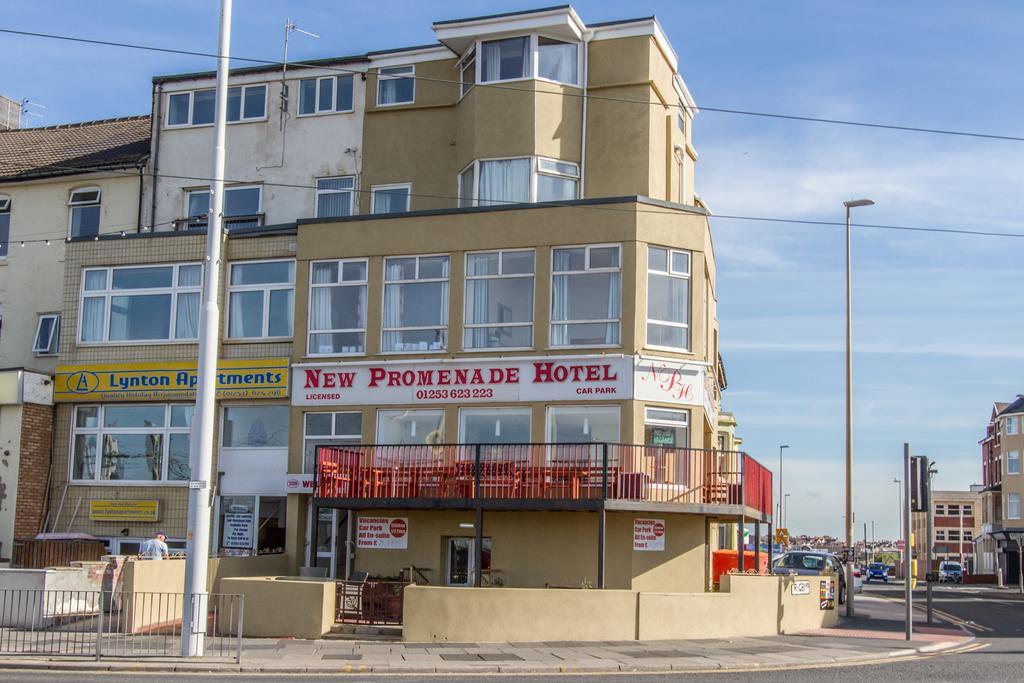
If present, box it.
[279,18,320,130]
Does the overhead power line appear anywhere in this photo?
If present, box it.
[1,27,1022,143]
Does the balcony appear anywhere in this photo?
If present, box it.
[315,444,773,521]
[171,213,265,231]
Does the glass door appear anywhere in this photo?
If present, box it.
[445,537,492,586]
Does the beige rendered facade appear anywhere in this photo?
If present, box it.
[977,396,1024,580]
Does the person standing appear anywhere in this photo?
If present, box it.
[139,531,170,560]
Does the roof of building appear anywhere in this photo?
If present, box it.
[152,54,369,84]
[433,4,572,26]
[0,115,150,183]
[997,395,1024,417]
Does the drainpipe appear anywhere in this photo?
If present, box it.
[135,160,146,232]
[578,30,592,198]
[149,81,163,231]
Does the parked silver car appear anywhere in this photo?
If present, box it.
[771,551,850,603]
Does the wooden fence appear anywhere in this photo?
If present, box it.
[11,540,107,569]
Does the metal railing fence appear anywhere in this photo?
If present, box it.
[336,580,407,625]
[0,589,243,661]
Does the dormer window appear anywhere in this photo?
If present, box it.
[471,35,581,88]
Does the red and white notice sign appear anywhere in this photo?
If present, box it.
[356,516,409,549]
[633,518,666,551]
[293,355,632,406]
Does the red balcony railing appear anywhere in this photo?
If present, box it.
[315,444,773,519]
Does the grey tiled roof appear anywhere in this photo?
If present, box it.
[0,115,150,182]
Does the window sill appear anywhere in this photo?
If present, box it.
[70,480,189,487]
[460,346,534,354]
[379,349,449,356]
[223,336,293,344]
[296,109,355,118]
[644,344,694,355]
[164,116,269,131]
[374,100,416,108]
[306,351,366,358]
[545,344,621,351]
[76,340,198,347]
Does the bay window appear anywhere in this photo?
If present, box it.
[315,176,355,218]
[304,412,362,472]
[464,249,534,349]
[299,75,354,115]
[459,48,476,96]
[79,263,201,343]
[459,157,578,207]
[1008,451,1021,475]
[382,254,449,352]
[227,260,295,340]
[308,259,367,355]
[376,65,414,106]
[68,187,101,239]
[71,404,192,483]
[538,37,578,84]
[551,245,621,346]
[472,35,580,87]
[647,245,691,350]
[480,36,531,82]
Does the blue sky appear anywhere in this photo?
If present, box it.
[4,1,1022,539]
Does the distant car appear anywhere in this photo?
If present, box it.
[938,561,964,584]
[867,562,890,583]
[772,551,849,603]
[851,565,864,593]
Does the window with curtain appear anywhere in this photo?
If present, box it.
[551,245,621,346]
[71,404,192,483]
[299,75,354,115]
[458,165,475,208]
[308,259,367,355]
[480,37,531,82]
[377,65,414,105]
[0,195,10,258]
[79,263,201,343]
[227,260,295,339]
[1008,494,1021,519]
[538,37,578,84]
[68,187,101,238]
[479,158,530,206]
[303,412,363,473]
[382,254,449,352]
[536,158,579,202]
[647,245,691,350]
[464,250,534,349]
[371,184,411,214]
[316,177,355,218]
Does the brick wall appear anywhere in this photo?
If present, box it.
[13,402,54,538]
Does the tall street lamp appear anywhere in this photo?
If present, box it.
[844,198,874,617]
[778,445,789,535]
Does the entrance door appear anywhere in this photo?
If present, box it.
[307,508,349,578]
[446,537,492,586]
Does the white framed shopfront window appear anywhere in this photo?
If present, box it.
[458,407,532,445]
[308,259,368,356]
[226,259,295,340]
[546,405,620,444]
[70,403,193,484]
[216,494,286,556]
[464,249,535,350]
[381,254,449,353]
[78,263,202,344]
[550,244,621,347]
[376,409,445,445]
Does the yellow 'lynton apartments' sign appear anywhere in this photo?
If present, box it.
[89,500,160,522]
[55,359,290,402]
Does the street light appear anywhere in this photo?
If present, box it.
[778,445,789,534]
[843,198,874,618]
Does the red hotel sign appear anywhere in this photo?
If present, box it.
[293,355,633,406]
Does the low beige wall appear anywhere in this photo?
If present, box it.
[120,554,290,594]
[403,586,638,642]
[221,577,335,640]
[405,574,840,643]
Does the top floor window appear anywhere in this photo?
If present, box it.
[167,85,267,127]
[68,187,101,239]
[1007,416,1019,435]
[377,66,414,106]
[459,48,476,96]
[474,35,579,87]
[80,263,202,343]
[299,75,354,115]
[0,195,9,258]
[371,184,411,214]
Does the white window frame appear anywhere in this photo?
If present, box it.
[0,194,10,259]
[69,403,192,485]
[226,259,295,341]
[1009,493,1022,520]
[32,313,60,355]
[380,253,450,354]
[68,186,101,238]
[934,529,946,541]
[307,258,368,356]
[545,405,621,445]
[457,157,579,208]
[963,504,973,516]
[370,183,412,214]
[934,503,945,516]
[1007,451,1021,476]
[458,407,533,443]
[184,185,263,224]
[165,85,267,128]
[302,411,363,473]
[78,262,202,344]
[314,176,356,218]
[549,243,622,349]
[473,34,582,88]
[1008,417,1019,435]
[458,47,476,98]
[646,245,692,352]
[376,65,415,107]
[463,249,535,352]
[298,75,355,116]
[644,407,690,445]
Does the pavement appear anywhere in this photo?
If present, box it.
[0,594,971,675]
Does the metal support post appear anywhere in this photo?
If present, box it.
[754,520,761,572]
[597,505,606,589]
[474,445,483,588]
[925,457,934,626]
[310,504,319,569]
[182,0,233,657]
[95,592,103,661]
[737,515,745,572]
[903,443,913,641]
